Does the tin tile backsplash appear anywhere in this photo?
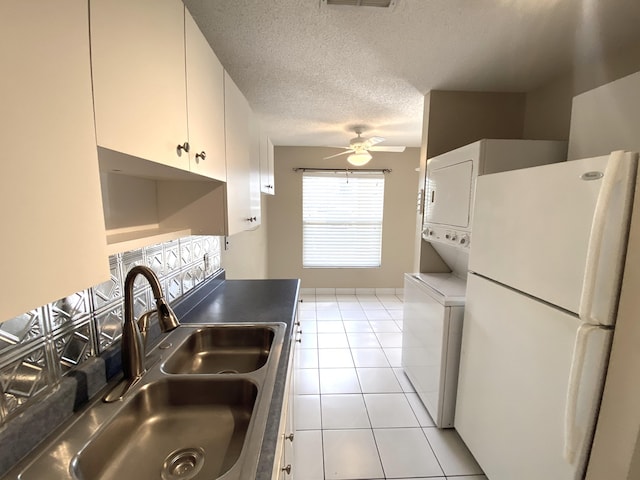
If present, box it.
[0,235,222,425]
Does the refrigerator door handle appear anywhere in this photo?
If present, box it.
[578,150,628,325]
[564,323,599,465]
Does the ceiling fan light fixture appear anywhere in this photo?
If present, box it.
[347,151,372,166]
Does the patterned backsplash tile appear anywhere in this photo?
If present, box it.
[0,344,51,423]
[0,235,222,425]
[92,255,122,310]
[48,290,92,334]
[0,310,45,355]
[52,320,94,374]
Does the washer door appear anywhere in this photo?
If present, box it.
[401,276,451,426]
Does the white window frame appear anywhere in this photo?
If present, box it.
[302,170,385,268]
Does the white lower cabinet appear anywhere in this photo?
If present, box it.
[273,317,300,479]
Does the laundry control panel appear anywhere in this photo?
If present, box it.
[422,225,471,249]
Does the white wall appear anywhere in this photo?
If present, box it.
[266,146,420,288]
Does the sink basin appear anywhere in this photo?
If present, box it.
[16,323,286,480]
[163,325,276,375]
[72,378,257,480]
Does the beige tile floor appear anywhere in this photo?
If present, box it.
[293,289,487,480]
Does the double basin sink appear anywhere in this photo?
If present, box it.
[19,322,286,480]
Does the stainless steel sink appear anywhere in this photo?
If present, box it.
[163,325,275,375]
[72,378,257,480]
[15,322,287,480]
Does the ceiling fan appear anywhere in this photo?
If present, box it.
[324,128,406,166]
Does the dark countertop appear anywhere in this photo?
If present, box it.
[177,277,301,480]
[1,275,300,480]
[180,278,300,327]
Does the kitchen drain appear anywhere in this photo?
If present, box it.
[161,447,205,480]
[217,369,239,374]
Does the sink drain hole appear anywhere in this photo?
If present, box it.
[217,369,239,374]
[162,447,205,480]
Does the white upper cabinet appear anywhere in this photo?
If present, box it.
[249,114,263,225]
[225,72,261,234]
[91,0,227,182]
[260,133,276,195]
[90,0,190,170]
[0,0,109,322]
[185,9,226,181]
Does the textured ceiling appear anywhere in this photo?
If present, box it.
[184,0,640,148]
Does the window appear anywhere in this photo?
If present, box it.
[302,171,385,268]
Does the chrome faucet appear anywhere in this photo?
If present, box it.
[104,265,180,402]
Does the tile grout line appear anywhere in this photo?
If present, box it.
[318,294,409,480]
[314,299,328,480]
[299,293,480,480]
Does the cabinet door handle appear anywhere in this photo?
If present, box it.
[285,433,294,441]
[246,216,257,222]
[177,142,190,154]
[196,151,206,161]
[282,464,292,475]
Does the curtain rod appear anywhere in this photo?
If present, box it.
[292,167,391,173]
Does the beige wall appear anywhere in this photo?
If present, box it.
[221,195,268,278]
[266,146,419,288]
[426,91,527,158]
[524,41,640,141]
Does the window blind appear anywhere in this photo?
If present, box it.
[302,171,385,268]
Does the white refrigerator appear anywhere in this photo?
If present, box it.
[454,151,639,480]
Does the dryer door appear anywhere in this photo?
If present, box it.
[424,160,473,228]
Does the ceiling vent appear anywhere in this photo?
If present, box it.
[320,0,398,8]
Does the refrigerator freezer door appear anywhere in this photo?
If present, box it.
[469,154,635,320]
[455,274,611,480]
[401,274,464,427]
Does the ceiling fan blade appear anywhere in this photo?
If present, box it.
[323,150,354,159]
[369,146,406,152]
[363,136,385,148]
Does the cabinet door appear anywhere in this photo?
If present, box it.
[249,114,263,227]
[0,0,109,321]
[224,72,255,234]
[281,323,299,479]
[90,0,189,170]
[185,9,226,181]
[260,134,275,195]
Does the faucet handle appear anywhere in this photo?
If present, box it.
[136,310,156,348]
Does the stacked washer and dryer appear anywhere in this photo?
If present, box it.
[401,139,567,428]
